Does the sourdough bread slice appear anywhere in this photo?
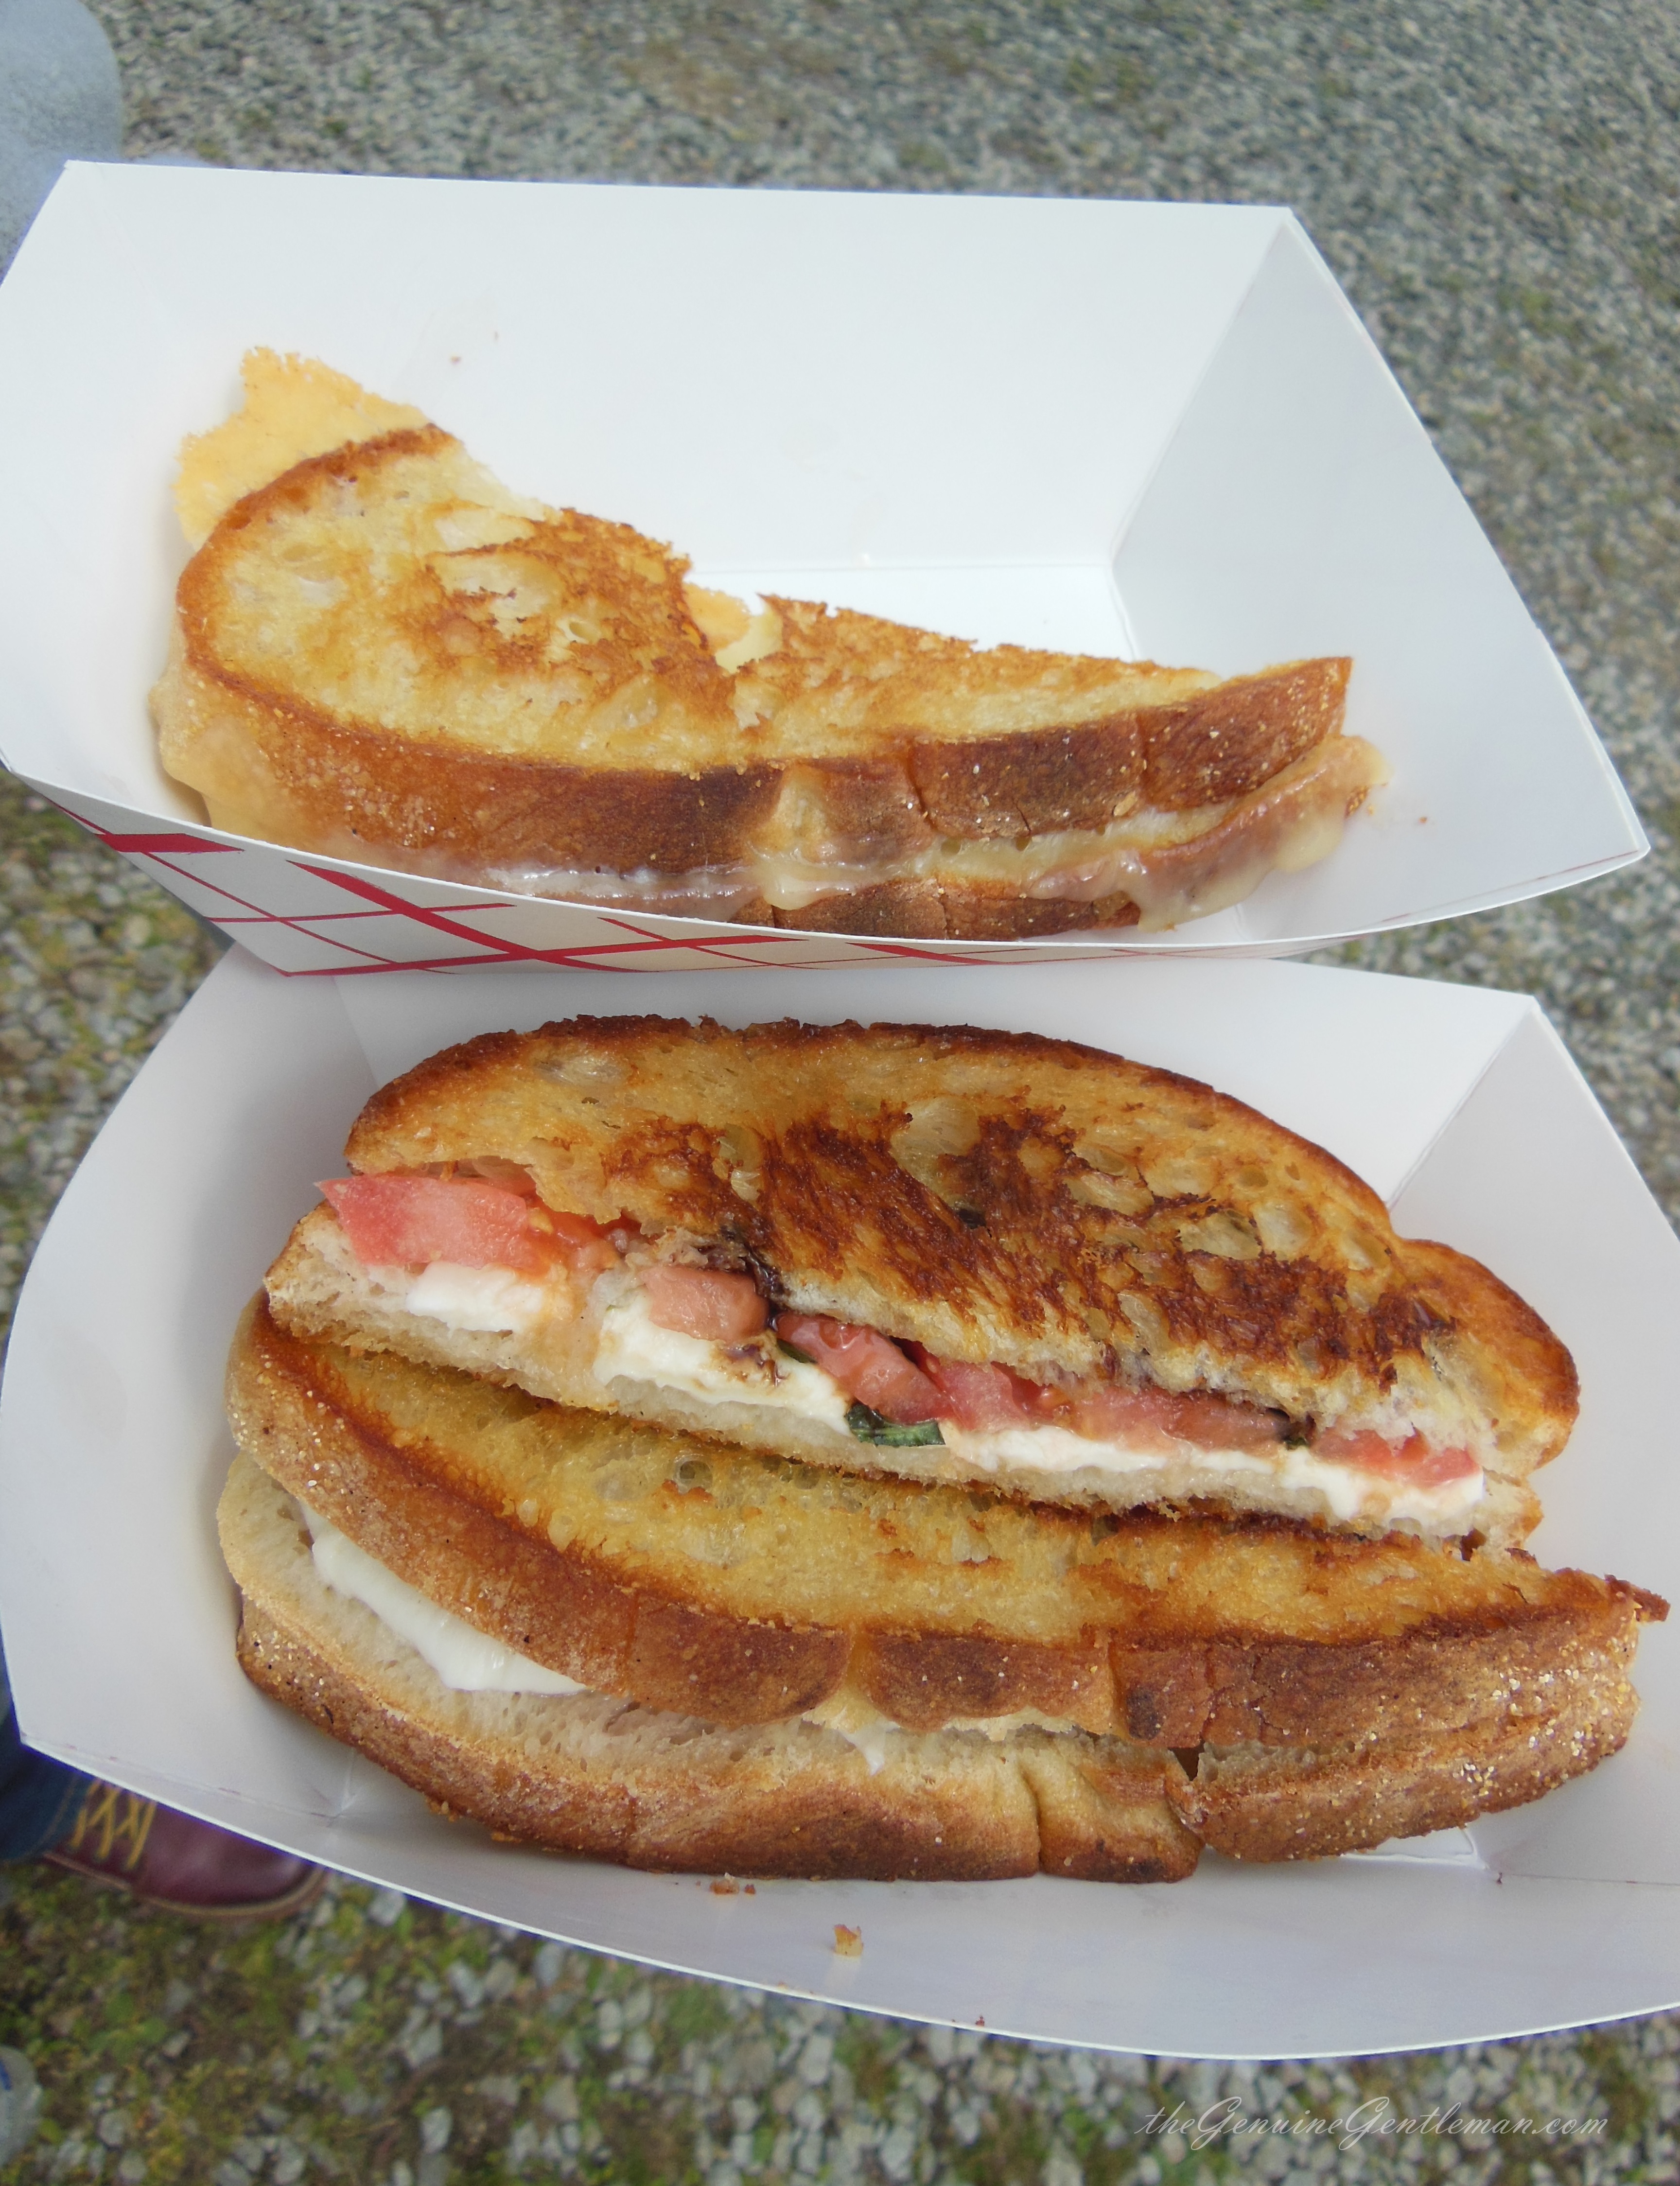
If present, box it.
[219,1452,1199,1883]
[152,350,1379,939]
[229,1303,1660,1754]
[219,1447,1660,1872]
[1177,1691,1643,1862]
[264,1014,1577,1544]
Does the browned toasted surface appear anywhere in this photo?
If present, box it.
[1177,1685,1642,1861]
[745,882,1146,940]
[221,1453,1199,1882]
[231,1304,1657,1751]
[155,426,786,874]
[221,1451,1649,1872]
[152,373,1364,927]
[734,595,1350,829]
[326,1014,1579,1480]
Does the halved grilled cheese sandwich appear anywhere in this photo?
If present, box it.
[219,1303,1663,1877]
[152,350,1386,940]
[263,1014,1578,1547]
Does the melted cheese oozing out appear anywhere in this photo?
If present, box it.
[803,1693,1076,1775]
[458,739,1390,929]
[595,1287,853,1428]
[381,1259,559,1334]
[303,1506,586,1695]
[302,1509,1091,1749]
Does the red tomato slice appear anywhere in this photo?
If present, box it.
[915,1356,1046,1432]
[776,1314,944,1423]
[1316,1428,1478,1487]
[642,1264,768,1341]
[320,1174,554,1274]
[1061,1382,1283,1454]
[1067,1382,1195,1447]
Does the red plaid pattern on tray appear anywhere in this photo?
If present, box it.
[43,788,1108,974]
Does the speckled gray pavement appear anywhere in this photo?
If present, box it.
[2,3,1679,2181]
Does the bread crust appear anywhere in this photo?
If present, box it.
[151,410,1366,933]
[220,1451,1653,1872]
[231,1305,1659,1754]
[1177,1689,1642,1861]
[1111,1590,1649,1749]
[745,883,1146,940]
[221,1452,1199,1882]
[266,1014,1578,1537]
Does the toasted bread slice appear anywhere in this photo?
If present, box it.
[219,1439,1658,1874]
[152,351,1382,939]
[219,1451,1200,1882]
[230,1303,1658,1755]
[264,1015,1577,1545]
[1177,1697,1644,1862]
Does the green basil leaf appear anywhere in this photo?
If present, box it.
[846,1402,945,1448]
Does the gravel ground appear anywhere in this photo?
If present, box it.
[2,1,1679,2179]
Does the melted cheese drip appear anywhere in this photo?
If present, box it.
[301,1510,1077,1754]
[937,1421,1484,1526]
[303,1506,586,1695]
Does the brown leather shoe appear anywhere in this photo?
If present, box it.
[43,1781,326,1921]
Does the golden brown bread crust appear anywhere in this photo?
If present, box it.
[157,427,784,874]
[221,1454,1198,1882]
[152,411,1365,934]
[739,882,1146,939]
[221,1449,1653,1871]
[888,653,1347,832]
[1177,1688,1642,1861]
[230,1304,1658,1754]
[314,1014,1579,1497]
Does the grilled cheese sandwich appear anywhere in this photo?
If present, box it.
[152,350,1385,941]
[218,1303,1663,1877]
[265,1015,1576,1546]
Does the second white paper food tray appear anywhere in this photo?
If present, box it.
[0,163,1646,973]
[1,950,1677,2059]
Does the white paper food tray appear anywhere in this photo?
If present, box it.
[0,163,1645,975]
[2,949,1677,2059]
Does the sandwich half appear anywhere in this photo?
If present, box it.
[220,1303,1664,1877]
[152,349,1386,940]
[265,1015,1578,1548]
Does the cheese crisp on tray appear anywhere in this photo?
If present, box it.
[152,352,1388,944]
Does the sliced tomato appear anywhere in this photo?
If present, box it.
[776,1314,944,1424]
[642,1264,768,1341]
[916,1356,1047,1433]
[1316,1427,1478,1487]
[1059,1381,1282,1454]
[320,1173,555,1274]
[1067,1382,1194,1448]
